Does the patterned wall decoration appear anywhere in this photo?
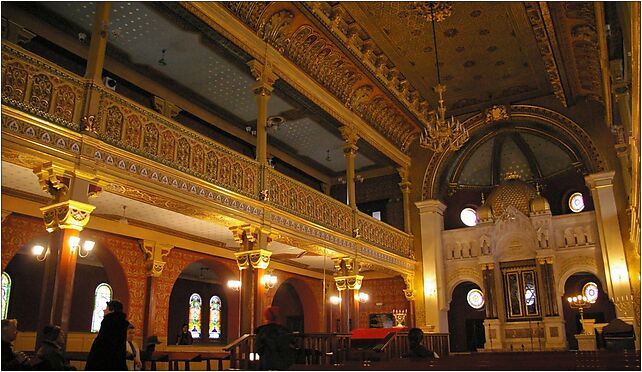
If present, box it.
[356,211,414,259]
[151,247,239,338]
[1,43,83,130]
[1,214,48,271]
[358,276,410,328]
[220,2,419,152]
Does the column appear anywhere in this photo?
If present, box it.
[536,257,557,316]
[339,126,359,210]
[585,172,638,347]
[248,60,278,166]
[142,241,173,342]
[34,165,95,348]
[82,2,112,134]
[398,167,412,233]
[84,2,111,82]
[231,225,273,335]
[480,262,498,319]
[414,200,448,332]
[333,257,362,332]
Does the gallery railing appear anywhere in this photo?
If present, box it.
[1,42,414,263]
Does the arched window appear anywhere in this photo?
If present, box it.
[188,293,202,338]
[2,272,11,319]
[91,283,113,333]
[209,296,222,339]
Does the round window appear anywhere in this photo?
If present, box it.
[582,282,598,303]
[460,208,478,227]
[569,192,585,213]
[467,289,485,309]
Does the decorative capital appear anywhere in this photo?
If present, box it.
[415,199,447,215]
[537,256,553,265]
[403,274,416,300]
[339,126,360,148]
[40,200,95,232]
[584,171,615,189]
[153,96,182,119]
[234,249,272,270]
[481,262,496,271]
[142,241,173,277]
[248,60,278,95]
[334,275,363,291]
[33,162,70,203]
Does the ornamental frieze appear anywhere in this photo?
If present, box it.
[220,2,419,152]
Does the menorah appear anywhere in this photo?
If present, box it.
[392,309,407,328]
[567,295,592,334]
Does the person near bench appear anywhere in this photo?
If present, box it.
[33,325,75,370]
[402,328,437,359]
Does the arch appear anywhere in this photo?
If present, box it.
[446,274,484,308]
[271,282,304,332]
[2,272,11,319]
[90,239,131,316]
[91,283,113,332]
[422,105,607,200]
[447,281,486,352]
[273,277,321,333]
[557,266,600,298]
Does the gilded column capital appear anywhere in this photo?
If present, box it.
[248,59,278,96]
[33,162,71,203]
[234,249,272,270]
[40,200,96,232]
[480,262,495,271]
[334,275,363,291]
[537,256,553,265]
[339,126,360,149]
[142,240,173,277]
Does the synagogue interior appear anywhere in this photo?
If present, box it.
[0,1,640,370]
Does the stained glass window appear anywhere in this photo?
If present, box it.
[189,293,202,338]
[91,283,113,333]
[569,192,585,213]
[466,289,484,309]
[523,271,538,315]
[503,265,541,319]
[583,282,598,303]
[209,296,222,339]
[2,272,11,320]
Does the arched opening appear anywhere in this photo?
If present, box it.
[271,281,304,333]
[448,281,486,352]
[167,259,236,344]
[562,272,615,350]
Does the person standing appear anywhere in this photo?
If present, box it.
[34,325,75,370]
[1,319,30,370]
[85,300,129,370]
[254,307,294,370]
[125,324,141,371]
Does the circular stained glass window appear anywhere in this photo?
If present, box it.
[583,282,598,303]
[569,192,585,213]
[460,208,478,227]
[467,289,485,309]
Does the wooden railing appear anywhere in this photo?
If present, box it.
[375,332,449,360]
[223,333,255,370]
[357,211,414,259]
[1,42,415,265]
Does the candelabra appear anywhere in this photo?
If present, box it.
[567,295,592,334]
[392,309,407,328]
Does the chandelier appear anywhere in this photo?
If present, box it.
[419,3,469,153]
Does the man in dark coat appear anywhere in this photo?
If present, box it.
[254,307,294,370]
[2,319,30,370]
[85,300,129,370]
[34,325,75,370]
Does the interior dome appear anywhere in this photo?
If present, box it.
[487,176,539,217]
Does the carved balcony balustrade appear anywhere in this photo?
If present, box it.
[1,42,416,270]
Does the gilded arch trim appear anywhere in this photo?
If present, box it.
[422,105,608,199]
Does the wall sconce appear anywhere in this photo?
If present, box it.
[68,236,95,258]
[329,295,342,305]
[227,280,242,291]
[357,292,369,303]
[424,281,437,297]
[261,273,277,290]
[32,245,48,262]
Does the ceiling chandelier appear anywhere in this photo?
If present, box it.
[419,3,469,153]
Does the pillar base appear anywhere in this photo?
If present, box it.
[542,317,567,350]
[482,319,503,351]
